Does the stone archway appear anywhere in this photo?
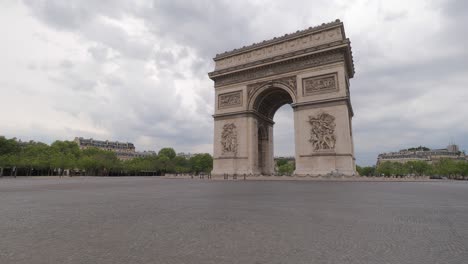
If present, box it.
[210,20,356,177]
[251,84,294,175]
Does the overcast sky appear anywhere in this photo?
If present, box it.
[1,0,467,166]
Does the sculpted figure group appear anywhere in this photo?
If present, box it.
[309,112,336,151]
[219,92,241,107]
[221,123,238,155]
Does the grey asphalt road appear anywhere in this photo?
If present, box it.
[0,177,467,264]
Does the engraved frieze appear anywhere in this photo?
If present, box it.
[303,74,338,96]
[215,27,342,70]
[281,75,297,93]
[247,75,297,98]
[218,91,242,109]
[214,50,344,87]
[221,123,238,155]
[308,112,336,151]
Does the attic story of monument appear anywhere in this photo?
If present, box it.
[209,19,356,177]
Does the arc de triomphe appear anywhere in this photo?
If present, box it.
[209,20,356,177]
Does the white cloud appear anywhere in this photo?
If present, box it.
[0,0,466,166]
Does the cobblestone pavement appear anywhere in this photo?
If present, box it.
[1,177,467,264]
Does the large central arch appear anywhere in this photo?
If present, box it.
[250,83,295,174]
[209,20,356,177]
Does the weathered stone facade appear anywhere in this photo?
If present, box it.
[218,91,242,109]
[308,112,337,151]
[210,20,356,177]
[303,74,338,96]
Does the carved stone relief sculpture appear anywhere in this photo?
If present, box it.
[214,50,344,87]
[215,27,342,70]
[221,123,238,155]
[247,75,297,98]
[308,112,336,151]
[218,91,242,109]
[303,74,338,96]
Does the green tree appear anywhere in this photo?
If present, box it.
[393,162,408,176]
[0,136,20,155]
[356,165,375,176]
[278,163,295,175]
[460,162,468,177]
[173,156,190,174]
[376,161,394,177]
[276,158,289,167]
[79,147,120,176]
[408,146,430,151]
[158,155,171,175]
[455,161,468,177]
[189,153,213,174]
[22,142,52,175]
[0,137,21,176]
[405,161,430,176]
[158,148,176,160]
[122,155,163,176]
[49,141,81,175]
[433,159,458,178]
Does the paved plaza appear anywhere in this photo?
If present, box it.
[1,177,467,264]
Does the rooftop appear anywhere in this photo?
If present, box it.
[214,19,343,60]
[75,137,135,147]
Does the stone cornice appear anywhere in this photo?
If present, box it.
[213,110,275,125]
[210,39,353,78]
[292,96,354,117]
[214,19,343,60]
[211,48,351,88]
[211,20,355,77]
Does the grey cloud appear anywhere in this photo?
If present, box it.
[24,1,152,60]
[23,0,258,61]
[74,61,214,150]
[49,73,97,92]
[59,59,74,69]
[81,21,153,60]
[88,45,109,61]
[27,63,37,70]
[70,78,96,92]
[146,0,259,58]
[384,11,408,21]
[8,0,468,165]
[442,0,468,18]
[154,50,175,67]
[22,0,129,30]
[23,0,93,30]
[345,1,468,164]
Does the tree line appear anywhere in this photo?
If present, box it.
[0,136,212,177]
[357,159,468,179]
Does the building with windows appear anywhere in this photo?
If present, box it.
[74,137,156,160]
[135,151,157,158]
[377,144,466,165]
[177,152,195,159]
